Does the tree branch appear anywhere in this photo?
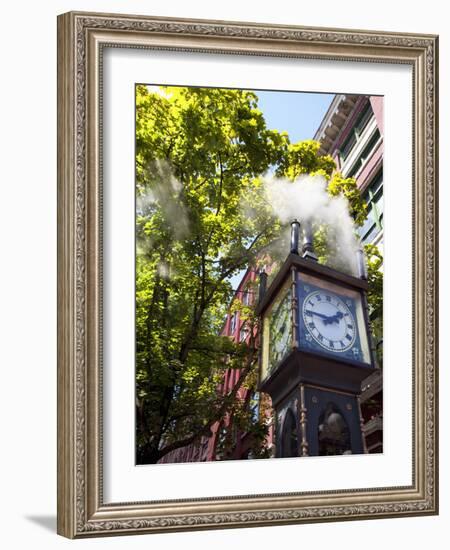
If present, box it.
[157,343,258,459]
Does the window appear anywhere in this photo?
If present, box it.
[339,102,374,163]
[239,322,249,342]
[347,129,381,178]
[229,312,237,335]
[215,425,229,460]
[242,284,252,306]
[340,132,357,161]
[249,392,260,422]
[358,171,383,244]
[354,102,373,134]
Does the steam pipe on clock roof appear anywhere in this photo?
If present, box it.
[302,221,318,262]
[290,219,300,255]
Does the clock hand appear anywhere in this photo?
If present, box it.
[305,310,335,325]
[304,309,329,320]
[328,311,344,324]
[330,311,344,323]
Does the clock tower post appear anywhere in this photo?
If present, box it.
[257,221,375,457]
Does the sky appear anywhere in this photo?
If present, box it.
[255,90,334,143]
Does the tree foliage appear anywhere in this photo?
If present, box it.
[135,85,383,463]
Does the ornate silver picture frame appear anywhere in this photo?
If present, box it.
[57,11,438,538]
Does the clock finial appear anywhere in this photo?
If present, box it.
[356,243,367,280]
[290,219,301,255]
[258,266,268,304]
[302,221,318,262]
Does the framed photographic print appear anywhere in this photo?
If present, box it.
[57,11,438,538]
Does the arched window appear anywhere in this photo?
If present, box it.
[242,283,252,306]
[281,409,298,458]
[318,403,351,456]
[229,312,237,336]
[239,321,249,342]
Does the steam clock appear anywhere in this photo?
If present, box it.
[257,221,375,457]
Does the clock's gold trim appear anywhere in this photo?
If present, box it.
[299,384,309,457]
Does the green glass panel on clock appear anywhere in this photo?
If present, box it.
[261,279,293,381]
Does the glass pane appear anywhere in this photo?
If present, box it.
[371,173,383,195]
[362,223,380,243]
[359,128,380,160]
[359,208,376,239]
[374,190,383,218]
[355,103,373,135]
[341,132,357,160]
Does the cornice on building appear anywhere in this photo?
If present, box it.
[313,94,363,156]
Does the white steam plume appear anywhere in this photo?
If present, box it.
[264,174,361,276]
[137,159,190,241]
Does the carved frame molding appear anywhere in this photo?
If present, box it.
[57,11,438,538]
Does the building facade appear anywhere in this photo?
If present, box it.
[312,94,384,453]
[314,94,383,249]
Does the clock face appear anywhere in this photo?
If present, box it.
[302,290,356,353]
[268,290,291,371]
